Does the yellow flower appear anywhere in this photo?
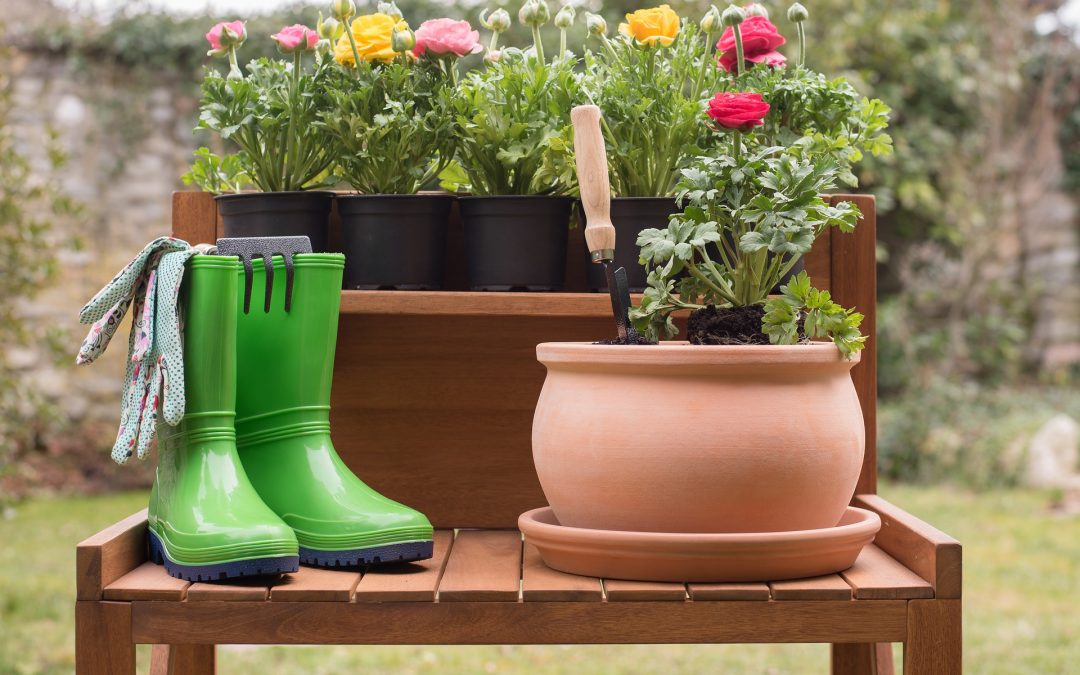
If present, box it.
[334,13,403,65]
[619,4,680,47]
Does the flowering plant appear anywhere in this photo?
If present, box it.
[445,3,580,196]
[581,5,727,197]
[188,20,336,193]
[320,4,460,194]
[632,3,892,357]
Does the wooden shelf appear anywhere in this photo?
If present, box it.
[339,290,636,318]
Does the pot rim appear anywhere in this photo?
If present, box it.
[536,340,860,367]
[214,190,335,200]
[519,506,880,546]
[336,192,456,200]
[458,195,575,202]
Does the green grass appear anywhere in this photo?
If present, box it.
[0,484,1076,674]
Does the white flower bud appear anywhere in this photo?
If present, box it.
[721,4,746,27]
[317,14,344,41]
[787,2,809,23]
[554,4,575,30]
[480,8,512,33]
[585,12,607,37]
[745,3,769,19]
[519,0,550,28]
[391,23,415,52]
[330,0,356,22]
[700,6,721,33]
[378,1,403,21]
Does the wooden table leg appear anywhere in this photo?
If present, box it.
[76,601,135,675]
[831,643,894,674]
[150,644,217,675]
[904,599,961,674]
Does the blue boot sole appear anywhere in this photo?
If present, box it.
[300,540,434,568]
[148,529,299,582]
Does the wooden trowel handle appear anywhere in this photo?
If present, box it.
[571,105,615,262]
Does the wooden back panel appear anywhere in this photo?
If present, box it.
[172,192,876,528]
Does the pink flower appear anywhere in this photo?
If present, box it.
[272,24,319,53]
[206,20,246,56]
[413,18,482,58]
[716,15,786,73]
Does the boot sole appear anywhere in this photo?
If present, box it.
[300,540,434,568]
[149,529,300,582]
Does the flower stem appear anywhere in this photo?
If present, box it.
[227,47,242,80]
[600,35,616,58]
[559,29,567,61]
[532,25,546,63]
[732,130,742,163]
[345,21,363,75]
[488,32,499,53]
[797,23,806,68]
[283,51,302,190]
[732,23,745,77]
[691,29,715,101]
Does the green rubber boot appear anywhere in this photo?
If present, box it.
[148,255,299,581]
[234,254,434,567]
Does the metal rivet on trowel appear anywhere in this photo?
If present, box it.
[216,236,312,314]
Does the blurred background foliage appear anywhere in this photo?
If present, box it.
[1,0,1078,490]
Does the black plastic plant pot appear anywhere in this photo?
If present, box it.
[337,194,454,290]
[215,191,334,253]
[460,196,572,291]
[580,197,682,293]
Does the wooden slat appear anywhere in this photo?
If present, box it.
[770,574,853,601]
[520,543,602,602]
[133,599,910,645]
[829,194,877,494]
[340,289,649,318]
[104,562,189,601]
[171,191,218,245]
[76,509,148,600]
[804,224,832,292]
[270,566,360,602]
[905,599,962,674]
[353,530,454,602]
[603,579,688,602]
[841,544,934,599]
[688,583,771,601]
[854,494,962,599]
[186,578,275,602]
[437,530,522,602]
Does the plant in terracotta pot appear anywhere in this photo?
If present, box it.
[321,3,461,290]
[188,20,337,251]
[446,1,581,291]
[578,4,727,291]
[530,3,891,541]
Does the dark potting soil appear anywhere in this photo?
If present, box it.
[595,331,657,346]
[687,304,774,345]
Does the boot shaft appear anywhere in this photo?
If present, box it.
[234,254,345,443]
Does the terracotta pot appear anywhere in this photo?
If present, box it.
[532,342,864,534]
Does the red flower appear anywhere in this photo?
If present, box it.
[707,92,770,131]
[716,15,786,73]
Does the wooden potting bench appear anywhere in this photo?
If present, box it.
[76,192,961,674]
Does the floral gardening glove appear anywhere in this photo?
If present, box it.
[77,238,211,464]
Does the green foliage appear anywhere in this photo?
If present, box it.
[321,60,457,194]
[0,37,76,466]
[196,55,336,192]
[631,149,860,340]
[581,21,724,196]
[728,66,893,187]
[762,271,866,358]
[181,147,252,194]
[450,50,581,195]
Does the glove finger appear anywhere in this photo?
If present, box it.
[136,359,163,460]
[79,236,187,324]
[131,269,158,363]
[76,297,130,365]
[111,357,147,464]
[158,251,192,426]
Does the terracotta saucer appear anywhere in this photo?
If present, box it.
[518,506,881,583]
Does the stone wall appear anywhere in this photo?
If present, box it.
[7,47,201,466]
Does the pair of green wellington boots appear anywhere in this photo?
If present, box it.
[147,253,433,581]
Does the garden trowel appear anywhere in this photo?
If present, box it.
[571,104,642,343]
